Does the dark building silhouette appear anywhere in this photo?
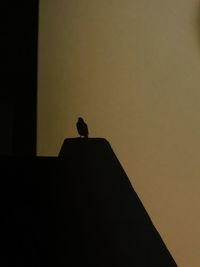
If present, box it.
[2,138,178,266]
[3,1,38,156]
[3,2,178,265]
[58,138,178,266]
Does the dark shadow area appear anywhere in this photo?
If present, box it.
[1,156,59,267]
[58,138,178,266]
[2,1,38,156]
[2,139,178,266]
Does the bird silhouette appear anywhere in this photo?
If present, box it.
[76,117,89,138]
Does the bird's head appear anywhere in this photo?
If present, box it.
[78,117,84,123]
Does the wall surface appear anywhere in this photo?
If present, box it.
[38,1,200,266]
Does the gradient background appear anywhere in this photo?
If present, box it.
[38,1,200,266]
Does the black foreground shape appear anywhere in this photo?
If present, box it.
[58,138,178,266]
[2,138,178,266]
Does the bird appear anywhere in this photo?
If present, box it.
[76,117,89,138]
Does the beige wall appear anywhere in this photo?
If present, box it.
[38,1,200,266]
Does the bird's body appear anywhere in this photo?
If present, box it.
[76,117,89,138]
